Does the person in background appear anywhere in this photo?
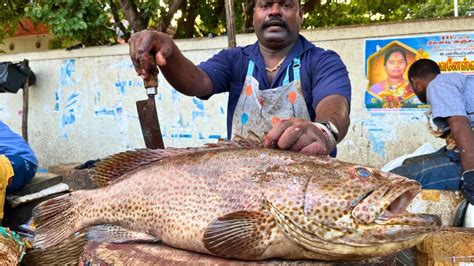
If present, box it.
[0,120,38,221]
[368,48,417,108]
[128,0,351,157]
[390,59,474,205]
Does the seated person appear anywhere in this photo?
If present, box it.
[390,59,473,205]
[0,120,38,220]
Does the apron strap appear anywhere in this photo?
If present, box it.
[246,57,299,85]
[283,57,301,86]
[246,60,255,77]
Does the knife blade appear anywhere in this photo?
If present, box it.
[136,75,164,149]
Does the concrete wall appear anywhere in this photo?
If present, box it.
[0,17,472,170]
[0,34,53,54]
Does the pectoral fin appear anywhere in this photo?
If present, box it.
[203,210,274,260]
[86,225,160,243]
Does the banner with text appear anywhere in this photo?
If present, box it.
[365,32,473,109]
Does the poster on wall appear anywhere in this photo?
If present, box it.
[365,32,474,109]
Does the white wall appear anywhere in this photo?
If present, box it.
[0,17,472,169]
[0,34,53,54]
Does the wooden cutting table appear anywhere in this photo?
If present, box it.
[79,241,397,266]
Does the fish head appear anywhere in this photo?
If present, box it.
[272,158,441,258]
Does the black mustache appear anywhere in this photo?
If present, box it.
[262,18,288,29]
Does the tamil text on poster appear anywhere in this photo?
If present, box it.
[365,32,473,109]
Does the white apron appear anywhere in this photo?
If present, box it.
[232,58,311,138]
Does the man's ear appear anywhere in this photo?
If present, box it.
[299,5,305,20]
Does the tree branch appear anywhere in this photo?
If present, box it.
[242,0,255,33]
[109,0,130,41]
[303,0,321,14]
[159,0,186,33]
[118,0,147,32]
[175,0,202,38]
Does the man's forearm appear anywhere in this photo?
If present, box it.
[159,43,213,97]
[315,94,350,142]
[447,116,474,171]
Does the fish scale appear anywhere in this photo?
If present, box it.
[32,140,441,261]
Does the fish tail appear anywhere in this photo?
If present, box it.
[32,192,86,249]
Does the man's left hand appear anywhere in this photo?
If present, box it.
[263,118,334,156]
[461,170,474,205]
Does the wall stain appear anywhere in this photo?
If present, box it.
[94,106,124,118]
[57,59,79,139]
[114,79,142,95]
[61,91,80,129]
[60,59,76,86]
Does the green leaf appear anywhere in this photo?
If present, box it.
[2,0,472,48]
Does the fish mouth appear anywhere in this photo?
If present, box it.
[353,179,441,228]
[343,180,441,246]
[374,181,441,228]
[386,184,419,214]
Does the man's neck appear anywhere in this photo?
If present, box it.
[258,42,295,60]
[258,41,297,84]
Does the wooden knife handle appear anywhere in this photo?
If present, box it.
[144,75,158,89]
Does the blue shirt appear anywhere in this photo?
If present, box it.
[198,35,352,139]
[0,121,38,165]
[427,73,474,129]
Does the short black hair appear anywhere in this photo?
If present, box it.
[383,48,407,66]
[408,59,441,80]
[251,0,302,8]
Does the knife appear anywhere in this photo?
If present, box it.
[136,75,165,149]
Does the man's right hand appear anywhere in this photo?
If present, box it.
[129,30,213,97]
[128,30,175,80]
[263,118,335,156]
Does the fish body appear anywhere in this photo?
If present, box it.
[33,144,440,261]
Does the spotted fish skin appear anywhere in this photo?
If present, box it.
[33,146,441,261]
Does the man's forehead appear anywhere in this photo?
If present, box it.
[256,0,299,4]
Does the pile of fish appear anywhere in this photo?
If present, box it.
[32,137,441,261]
[0,227,26,265]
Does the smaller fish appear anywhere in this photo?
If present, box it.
[0,227,26,265]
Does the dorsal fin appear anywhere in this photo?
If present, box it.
[93,149,182,187]
[228,132,264,147]
[93,133,264,187]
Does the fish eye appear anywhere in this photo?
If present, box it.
[355,167,371,178]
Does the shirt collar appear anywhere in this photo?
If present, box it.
[242,35,313,81]
[243,34,313,62]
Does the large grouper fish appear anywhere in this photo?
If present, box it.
[32,137,441,261]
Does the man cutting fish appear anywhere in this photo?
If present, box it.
[34,9,444,257]
[128,0,351,157]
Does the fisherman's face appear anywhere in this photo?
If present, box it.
[253,0,303,50]
[385,51,407,79]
